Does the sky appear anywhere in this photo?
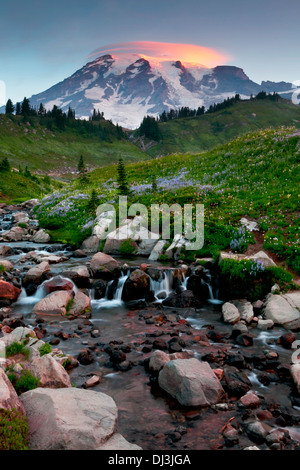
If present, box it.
[0,0,299,105]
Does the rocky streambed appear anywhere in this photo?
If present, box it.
[0,202,300,451]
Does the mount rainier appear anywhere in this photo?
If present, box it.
[27,53,295,129]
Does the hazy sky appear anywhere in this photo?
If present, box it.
[0,0,299,104]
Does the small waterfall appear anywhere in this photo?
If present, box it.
[202,267,223,305]
[16,275,77,307]
[181,273,189,290]
[92,270,130,309]
[150,270,173,302]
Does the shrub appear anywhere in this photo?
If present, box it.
[6,341,29,360]
[119,238,137,255]
[18,222,27,228]
[7,367,40,395]
[0,408,28,450]
[38,342,52,356]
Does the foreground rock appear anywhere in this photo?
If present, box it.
[68,291,91,319]
[20,388,141,450]
[23,261,50,286]
[158,358,224,407]
[32,290,73,316]
[0,280,21,303]
[264,293,300,330]
[29,354,72,388]
[0,368,26,416]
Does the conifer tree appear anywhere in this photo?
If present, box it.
[0,157,10,172]
[5,99,14,114]
[117,158,130,195]
[87,189,99,213]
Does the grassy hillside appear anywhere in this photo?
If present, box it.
[144,99,300,156]
[0,114,148,173]
[34,126,300,274]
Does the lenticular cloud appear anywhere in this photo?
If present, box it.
[88,41,230,67]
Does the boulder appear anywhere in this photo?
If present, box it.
[240,392,260,409]
[162,290,195,308]
[158,358,225,407]
[0,259,13,271]
[291,364,300,394]
[0,280,21,302]
[13,211,29,224]
[32,229,50,243]
[68,291,91,319]
[0,326,36,348]
[43,276,74,294]
[23,261,50,286]
[222,302,240,324]
[222,366,252,397]
[0,368,25,416]
[29,353,71,388]
[32,290,73,316]
[89,252,120,278]
[19,387,140,450]
[122,269,150,301]
[149,350,170,373]
[97,433,142,450]
[248,250,276,268]
[81,236,101,253]
[232,300,254,323]
[2,226,27,242]
[61,265,90,287]
[264,293,300,329]
[257,319,274,330]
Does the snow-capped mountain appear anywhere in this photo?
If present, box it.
[28,54,294,129]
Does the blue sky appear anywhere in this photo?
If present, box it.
[0,0,299,104]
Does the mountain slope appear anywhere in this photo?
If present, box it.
[0,114,148,173]
[25,54,295,129]
[142,99,300,156]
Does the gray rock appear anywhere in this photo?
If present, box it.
[264,293,300,329]
[32,229,50,243]
[222,302,240,324]
[0,368,26,416]
[158,358,224,407]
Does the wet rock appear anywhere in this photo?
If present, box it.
[0,368,26,416]
[168,336,186,353]
[116,360,132,372]
[149,350,170,373]
[62,266,90,288]
[0,245,12,257]
[257,319,274,330]
[43,276,74,294]
[222,366,251,397]
[92,279,107,299]
[1,226,27,242]
[158,358,225,407]
[68,292,91,319]
[73,249,87,258]
[77,349,96,365]
[89,252,120,278]
[240,392,260,409]
[231,321,248,339]
[122,269,150,301]
[32,290,73,316]
[84,375,101,388]
[110,350,126,364]
[23,261,50,286]
[278,332,296,349]
[0,280,21,302]
[152,338,168,351]
[222,302,240,324]
[162,290,195,308]
[244,420,270,443]
[235,333,254,347]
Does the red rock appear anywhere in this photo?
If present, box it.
[240,392,260,409]
[140,263,147,272]
[1,325,12,335]
[43,276,74,294]
[0,280,21,301]
[256,409,273,421]
[213,368,224,381]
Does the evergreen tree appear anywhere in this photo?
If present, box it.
[77,155,85,172]
[77,155,89,185]
[38,103,45,116]
[21,97,31,116]
[151,177,158,192]
[24,166,32,178]
[5,99,14,114]
[117,158,130,195]
[0,157,10,172]
[15,102,21,115]
[87,189,99,213]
